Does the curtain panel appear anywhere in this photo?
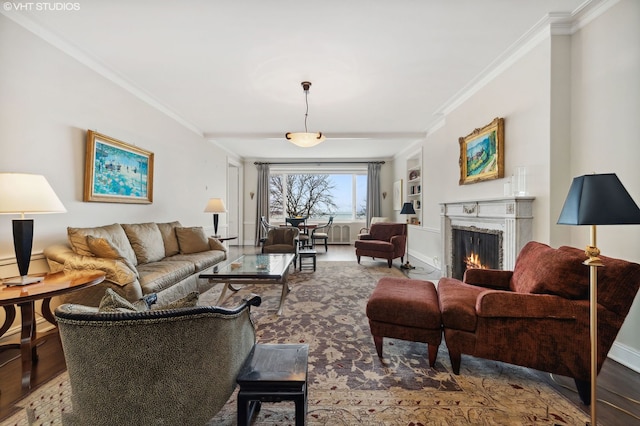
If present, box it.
[255,163,270,246]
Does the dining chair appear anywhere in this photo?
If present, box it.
[286,216,310,248]
[285,216,308,228]
[311,216,333,252]
[259,216,278,247]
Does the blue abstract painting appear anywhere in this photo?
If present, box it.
[85,130,153,203]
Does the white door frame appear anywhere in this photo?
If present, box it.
[227,157,243,245]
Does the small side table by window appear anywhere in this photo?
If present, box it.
[298,249,317,271]
[236,343,309,426]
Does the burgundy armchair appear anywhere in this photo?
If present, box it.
[355,223,407,268]
[438,241,640,405]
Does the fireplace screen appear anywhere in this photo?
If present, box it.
[451,227,502,280]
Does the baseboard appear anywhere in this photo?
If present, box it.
[608,341,640,373]
[409,252,440,270]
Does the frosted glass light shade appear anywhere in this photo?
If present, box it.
[285,132,326,148]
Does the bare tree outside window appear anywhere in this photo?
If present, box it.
[270,174,338,218]
[269,175,284,217]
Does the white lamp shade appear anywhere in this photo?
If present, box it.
[204,198,227,213]
[0,173,66,215]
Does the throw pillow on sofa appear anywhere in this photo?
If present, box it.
[175,227,210,254]
[98,288,150,312]
[157,221,182,257]
[209,237,227,252]
[67,223,137,266]
[155,291,200,310]
[98,288,199,312]
[122,223,165,264]
[86,236,139,277]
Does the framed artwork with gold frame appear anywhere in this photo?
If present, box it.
[84,130,154,203]
[459,117,504,185]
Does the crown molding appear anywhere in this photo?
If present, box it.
[1,10,204,137]
[430,0,614,131]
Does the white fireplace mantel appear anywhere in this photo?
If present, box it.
[440,196,535,277]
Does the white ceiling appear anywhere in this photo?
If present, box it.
[7,0,590,160]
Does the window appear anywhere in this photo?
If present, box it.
[269,168,367,221]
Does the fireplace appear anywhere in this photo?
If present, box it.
[441,197,534,277]
[451,226,502,279]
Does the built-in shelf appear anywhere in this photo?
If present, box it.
[406,151,422,225]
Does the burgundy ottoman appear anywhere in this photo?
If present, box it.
[366,277,442,366]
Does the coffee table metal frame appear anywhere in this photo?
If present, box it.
[199,253,296,316]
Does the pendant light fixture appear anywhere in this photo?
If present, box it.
[285,81,326,148]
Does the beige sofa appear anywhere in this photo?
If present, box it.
[44,221,227,307]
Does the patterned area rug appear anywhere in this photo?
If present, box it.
[4,261,589,425]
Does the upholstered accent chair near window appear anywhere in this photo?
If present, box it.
[358,216,390,236]
[55,296,261,425]
[311,216,333,251]
[437,241,640,405]
[261,227,300,261]
[354,222,407,268]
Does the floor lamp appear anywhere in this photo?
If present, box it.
[400,202,416,269]
[204,198,227,238]
[557,173,640,426]
[0,173,66,285]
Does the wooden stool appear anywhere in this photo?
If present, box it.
[366,277,442,366]
[236,344,309,426]
[298,249,317,271]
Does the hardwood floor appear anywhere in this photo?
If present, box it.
[1,244,638,424]
[0,329,67,421]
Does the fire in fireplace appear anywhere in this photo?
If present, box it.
[452,227,502,280]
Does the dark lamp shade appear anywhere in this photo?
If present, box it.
[400,202,416,215]
[557,173,640,225]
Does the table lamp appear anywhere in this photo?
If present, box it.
[400,202,416,269]
[0,173,67,285]
[204,198,227,238]
[557,173,640,425]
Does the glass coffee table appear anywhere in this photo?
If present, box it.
[199,253,296,315]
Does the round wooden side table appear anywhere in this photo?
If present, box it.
[0,270,105,389]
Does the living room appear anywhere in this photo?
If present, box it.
[1,0,639,424]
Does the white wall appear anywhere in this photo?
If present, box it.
[0,16,229,334]
[0,15,229,260]
[568,0,640,368]
[395,0,640,371]
[398,38,554,264]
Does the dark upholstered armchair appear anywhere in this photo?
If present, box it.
[55,296,261,425]
[354,222,407,268]
[438,241,640,405]
[262,227,299,258]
